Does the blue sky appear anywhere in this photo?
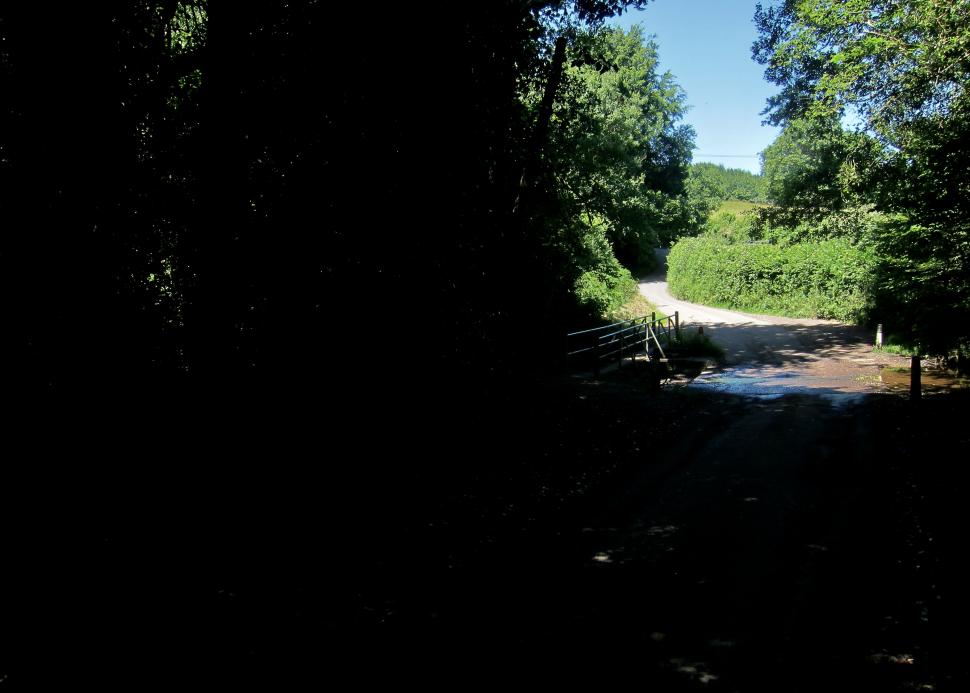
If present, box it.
[610,0,781,174]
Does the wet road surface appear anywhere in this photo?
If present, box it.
[639,248,913,400]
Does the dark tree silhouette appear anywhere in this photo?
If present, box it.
[2,1,654,687]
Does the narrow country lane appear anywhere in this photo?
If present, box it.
[353,385,940,691]
[338,250,945,689]
[101,252,958,691]
[638,248,782,330]
[639,248,911,399]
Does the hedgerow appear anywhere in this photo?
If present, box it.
[667,237,876,322]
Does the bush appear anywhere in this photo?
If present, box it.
[704,210,758,243]
[574,267,638,319]
[755,205,889,245]
[667,236,876,322]
[572,217,639,319]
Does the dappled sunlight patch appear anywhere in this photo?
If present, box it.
[645,524,679,538]
[867,652,916,665]
[668,658,720,685]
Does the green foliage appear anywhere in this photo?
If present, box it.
[690,162,766,203]
[702,200,768,244]
[753,0,970,355]
[718,200,765,216]
[754,0,970,136]
[541,23,695,266]
[753,205,890,247]
[572,216,638,319]
[0,0,666,402]
[874,338,918,359]
[611,290,657,322]
[869,216,970,356]
[679,165,766,245]
[168,2,207,54]
[668,236,877,322]
[758,116,880,224]
[574,270,636,319]
[704,210,758,244]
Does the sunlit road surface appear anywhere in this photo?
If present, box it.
[638,248,784,329]
[638,248,911,399]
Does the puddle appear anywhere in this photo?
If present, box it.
[687,363,968,405]
[878,366,968,393]
[690,367,828,396]
[688,366,871,407]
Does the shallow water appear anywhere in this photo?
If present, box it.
[687,363,967,404]
[690,367,841,395]
[688,366,870,407]
[878,366,968,393]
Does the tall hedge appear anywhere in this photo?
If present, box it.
[667,237,876,322]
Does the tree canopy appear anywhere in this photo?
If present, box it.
[543,23,696,270]
[754,0,970,135]
[2,0,681,408]
[754,0,970,355]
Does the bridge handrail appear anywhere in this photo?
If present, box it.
[566,312,680,373]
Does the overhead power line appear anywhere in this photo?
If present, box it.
[694,153,759,158]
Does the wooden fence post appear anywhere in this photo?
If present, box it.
[910,353,921,401]
[593,334,600,377]
[675,311,680,340]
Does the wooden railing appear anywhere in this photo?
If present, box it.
[566,312,680,374]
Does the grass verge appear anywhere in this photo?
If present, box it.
[609,290,661,322]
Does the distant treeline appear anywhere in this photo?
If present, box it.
[690,162,767,204]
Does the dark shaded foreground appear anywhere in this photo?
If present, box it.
[3,376,969,689]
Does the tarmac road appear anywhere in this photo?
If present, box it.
[639,248,911,398]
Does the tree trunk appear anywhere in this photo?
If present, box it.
[513,34,568,215]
